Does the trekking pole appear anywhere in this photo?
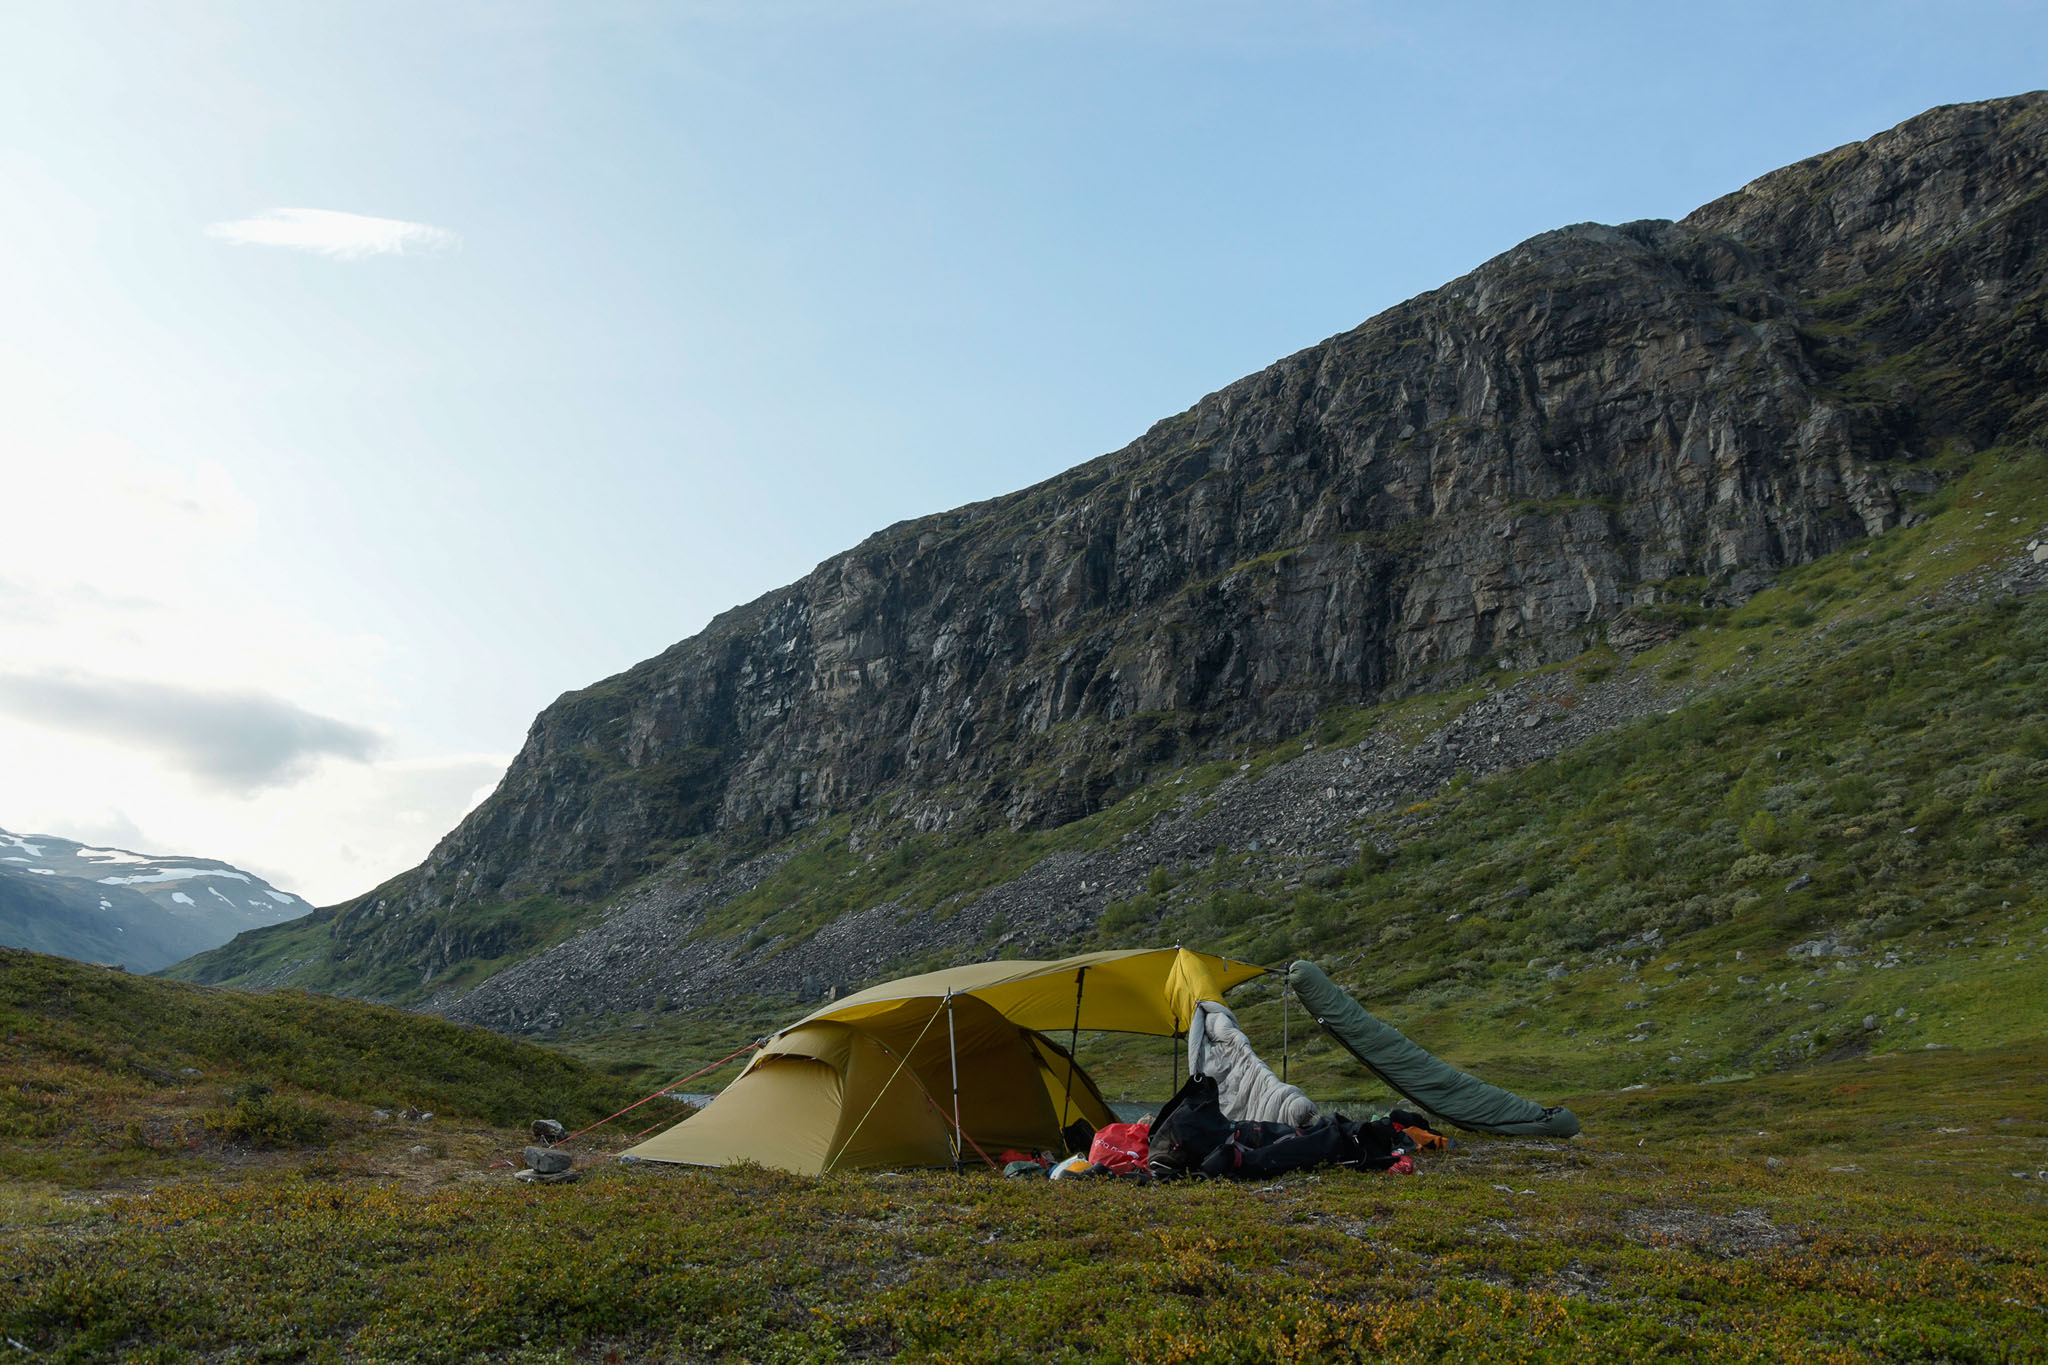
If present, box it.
[1282,975,1290,1083]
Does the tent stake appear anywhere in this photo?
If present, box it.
[946,990,962,1174]
[1060,966,1087,1130]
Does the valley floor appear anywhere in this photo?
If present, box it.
[5,1043,2044,1363]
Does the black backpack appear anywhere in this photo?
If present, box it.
[1146,1075,1233,1179]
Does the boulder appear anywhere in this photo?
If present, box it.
[524,1146,574,1175]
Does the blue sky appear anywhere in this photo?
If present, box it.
[1,1,2041,902]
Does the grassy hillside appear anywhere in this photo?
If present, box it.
[159,888,596,1006]
[0,948,641,1188]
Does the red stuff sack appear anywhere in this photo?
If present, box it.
[1087,1121,1152,1174]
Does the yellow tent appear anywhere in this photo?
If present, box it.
[624,947,1266,1174]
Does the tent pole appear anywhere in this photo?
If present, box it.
[1281,976,1290,1083]
[946,990,962,1174]
[1060,966,1087,1130]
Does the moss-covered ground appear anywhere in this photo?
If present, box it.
[3,1042,2043,1362]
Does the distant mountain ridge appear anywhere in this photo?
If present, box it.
[176,92,2048,1016]
[0,827,308,972]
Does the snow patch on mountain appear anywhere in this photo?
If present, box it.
[96,867,253,887]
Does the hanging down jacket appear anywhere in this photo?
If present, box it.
[1187,1000,1318,1127]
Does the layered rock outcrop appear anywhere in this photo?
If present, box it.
[201,94,2048,995]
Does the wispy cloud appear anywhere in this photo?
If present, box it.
[0,670,382,793]
[204,207,460,260]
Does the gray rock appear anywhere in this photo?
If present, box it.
[529,1118,568,1142]
[1785,874,1814,893]
[524,1146,574,1175]
[514,1168,581,1184]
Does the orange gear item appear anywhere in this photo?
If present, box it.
[1395,1123,1448,1151]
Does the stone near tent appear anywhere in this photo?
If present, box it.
[514,1168,581,1184]
[524,1145,574,1174]
[529,1118,568,1142]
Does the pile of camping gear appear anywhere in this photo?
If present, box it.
[1001,1076,1451,1183]
[612,948,1577,1178]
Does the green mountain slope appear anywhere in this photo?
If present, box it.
[0,947,639,1186]
[558,444,2048,1105]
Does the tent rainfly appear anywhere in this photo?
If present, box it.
[625,947,1266,1174]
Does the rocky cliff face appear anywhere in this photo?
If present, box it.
[206,93,2048,997]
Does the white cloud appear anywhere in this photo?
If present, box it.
[204,207,460,260]
[0,670,382,793]
[0,412,474,904]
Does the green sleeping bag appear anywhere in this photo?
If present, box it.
[1288,961,1581,1138]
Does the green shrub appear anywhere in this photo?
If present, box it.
[203,1083,332,1150]
[1243,929,1292,966]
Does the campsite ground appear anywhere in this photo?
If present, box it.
[5,1038,2044,1362]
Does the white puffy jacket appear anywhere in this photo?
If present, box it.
[1187,1000,1317,1127]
